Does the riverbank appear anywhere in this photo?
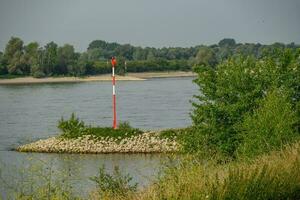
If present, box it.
[0,71,196,85]
[16,132,179,154]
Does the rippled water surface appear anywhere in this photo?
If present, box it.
[0,77,197,197]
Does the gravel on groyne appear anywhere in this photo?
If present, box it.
[16,132,179,154]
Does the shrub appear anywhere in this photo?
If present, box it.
[190,49,300,157]
[90,165,137,198]
[58,115,143,140]
[58,113,86,138]
[32,70,46,78]
[237,89,298,158]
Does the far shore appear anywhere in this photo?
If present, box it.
[0,71,196,85]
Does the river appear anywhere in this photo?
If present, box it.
[0,77,197,198]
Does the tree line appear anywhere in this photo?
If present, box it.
[0,37,298,77]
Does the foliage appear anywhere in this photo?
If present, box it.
[190,49,300,157]
[114,141,300,200]
[218,38,236,47]
[90,165,137,198]
[0,36,299,77]
[58,114,143,140]
[85,123,143,141]
[0,159,80,200]
[193,47,217,67]
[237,89,298,158]
[58,113,86,138]
[159,127,192,141]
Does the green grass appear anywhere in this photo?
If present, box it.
[159,127,192,141]
[58,113,143,140]
[108,141,300,200]
[84,125,143,140]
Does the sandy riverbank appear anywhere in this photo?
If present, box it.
[0,71,196,85]
[0,74,144,85]
[16,132,179,154]
[128,71,196,78]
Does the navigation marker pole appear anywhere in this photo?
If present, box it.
[111,57,117,129]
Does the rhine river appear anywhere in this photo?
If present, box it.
[0,77,197,198]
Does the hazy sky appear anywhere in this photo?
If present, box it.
[0,0,299,52]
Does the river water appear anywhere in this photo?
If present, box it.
[0,77,197,198]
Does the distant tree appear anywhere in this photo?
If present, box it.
[115,56,126,75]
[0,52,7,75]
[194,47,217,67]
[132,47,146,60]
[218,38,236,47]
[146,49,155,61]
[87,48,103,61]
[88,40,108,50]
[56,44,76,75]
[76,52,90,75]
[88,40,120,59]
[115,44,134,60]
[43,42,58,75]
[4,37,23,61]
[24,42,39,75]
[4,37,28,74]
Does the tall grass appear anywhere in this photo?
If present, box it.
[113,141,300,200]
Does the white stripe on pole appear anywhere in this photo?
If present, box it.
[113,85,115,95]
[112,67,115,76]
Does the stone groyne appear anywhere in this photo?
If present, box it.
[16,132,179,154]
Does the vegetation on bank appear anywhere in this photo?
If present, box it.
[0,37,299,78]
[6,48,300,199]
[9,141,300,200]
[187,48,300,159]
[92,48,300,199]
[111,141,300,200]
[58,113,143,141]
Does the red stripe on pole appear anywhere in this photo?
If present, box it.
[113,76,115,85]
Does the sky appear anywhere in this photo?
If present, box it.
[0,0,299,52]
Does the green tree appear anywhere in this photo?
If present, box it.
[23,42,40,76]
[115,44,134,60]
[43,42,58,75]
[132,47,146,60]
[56,44,76,75]
[194,47,217,67]
[76,52,90,75]
[218,38,236,47]
[4,37,28,74]
[87,48,102,61]
[190,49,300,157]
[237,89,298,158]
[0,52,7,75]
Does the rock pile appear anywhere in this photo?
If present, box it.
[16,132,179,154]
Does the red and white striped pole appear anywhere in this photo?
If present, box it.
[111,57,117,129]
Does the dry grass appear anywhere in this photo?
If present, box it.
[106,141,300,200]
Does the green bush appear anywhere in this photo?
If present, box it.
[237,89,298,158]
[32,70,46,78]
[58,113,86,138]
[90,165,137,198]
[190,49,300,158]
[58,114,143,140]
